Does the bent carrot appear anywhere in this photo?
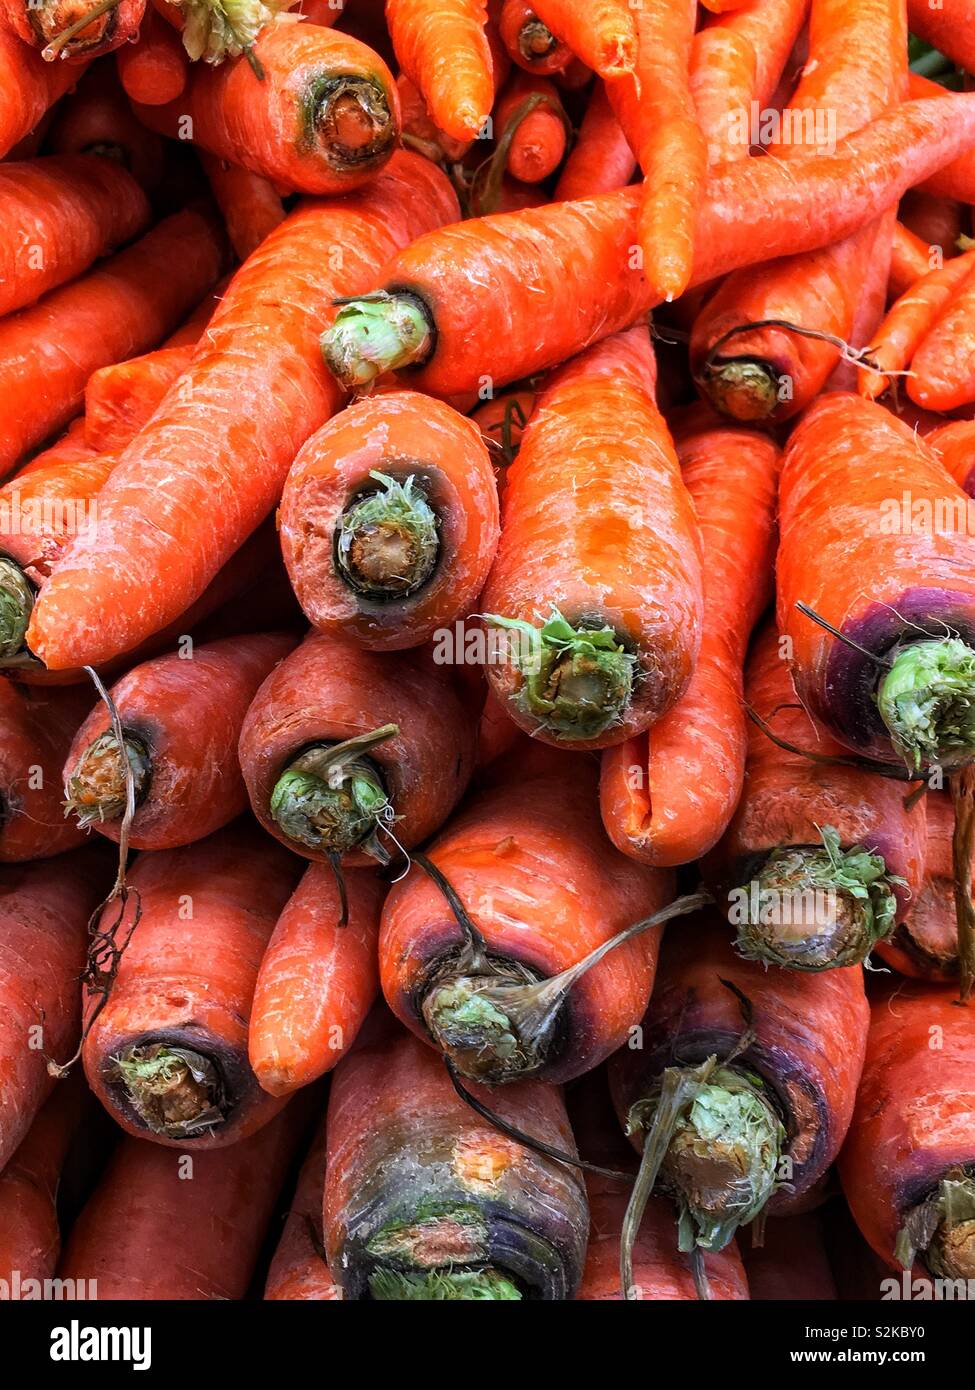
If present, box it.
[2,0,145,60]
[493,70,567,183]
[599,421,778,866]
[264,1121,341,1300]
[928,419,975,495]
[0,681,92,861]
[0,155,150,318]
[385,0,493,143]
[280,390,499,651]
[498,0,570,75]
[554,80,634,200]
[0,26,89,158]
[82,820,302,1148]
[528,0,636,80]
[249,863,385,1095]
[858,248,975,400]
[201,154,286,261]
[874,792,962,982]
[28,152,458,674]
[908,264,975,412]
[115,6,188,105]
[239,633,475,867]
[45,63,164,189]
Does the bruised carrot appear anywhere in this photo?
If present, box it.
[321,94,975,397]
[380,749,679,1085]
[480,328,703,748]
[908,264,975,412]
[0,681,94,861]
[554,80,634,200]
[135,23,401,195]
[115,6,187,105]
[249,863,385,1095]
[264,1121,341,1300]
[493,70,567,183]
[0,848,108,1170]
[874,792,961,982]
[45,63,164,189]
[82,820,301,1148]
[529,0,635,80]
[889,221,942,300]
[201,154,286,261]
[59,1099,310,1298]
[743,1213,838,1301]
[279,391,499,651]
[0,156,150,319]
[858,248,975,399]
[703,623,926,970]
[324,1014,589,1299]
[2,0,145,60]
[27,152,458,674]
[0,26,89,158]
[386,0,493,142]
[599,421,778,867]
[928,419,975,495]
[498,0,570,74]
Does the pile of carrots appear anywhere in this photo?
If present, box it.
[3,0,975,1305]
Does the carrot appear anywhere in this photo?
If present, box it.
[324,1013,589,1299]
[0,848,108,1170]
[249,862,385,1095]
[200,154,286,261]
[498,0,570,74]
[909,72,975,204]
[2,0,145,59]
[239,633,475,867]
[321,94,975,397]
[27,152,458,675]
[908,263,975,412]
[82,820,302,1148]
[0,25,89,158]
[63,633,296,850]
[379,748,679,1086]
[0,433,110,591]
[45,62,164,189]
[907,0,975,80]
[889,221,942,300]
[527,0,635,80]
[279,391,499,652]
[839,981,975,1279]
[475,686,521,768]
[134,23,401,194]
[490,70,567,183]
[396,73,470,164]
[479,328,702,748]
[742,1213,838,1301]
[0,155,150,319]
[599,421,778,867]
[264,1120,342,1300]
[825,207,896,393]
[703,622,926,971]
[0,681,95,861]
[858,247,975,400]
[609,912,869,1279]
[554,79,634,200]
[296,0,344,25]
[899,188,965,258]
[59,1099,310,1298]
[383,0,492,143]
[873,791,962,982]
[115,6,187,105]
[468,387,536,473]
[0,206,226,481]
[928,418,975,495]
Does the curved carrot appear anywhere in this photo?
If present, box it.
[743,1213,837,1301]
[0,681,92,861]
[0,26,89,158]
[908,264,975,412]
[324,1015,589,1299]
[703,622,927,971]
[321,94,975,397]
[909,72,975,204]
[889,221,941,300]
[498,0,570,75]
[858,248,975,400]
[0,205,226,480]
[480,328,702,748]
[2,0,145,59]
[201,154,286,261]
[135,23,401,194]
[379,750,675,1086]
[115,6,187,105]
[63,632,296,850]
[874,792,960,982]
[249,862,385,1095]
[0,1078,86,1285]
[239,632,476,867]
[554,79,634,200]
[280,390,499,651]
[264,1121,341,1300]
[491,70,566,183]
[528,0,635,80]
[0,438,111,586]
[45,63,164,189]
[82,820,301,1148]
[0,155,149,318]
[599,421,778,866]
[27,153,457,674]
[928,418,975,496]
[386,0,493,142]
[907,0,975,80]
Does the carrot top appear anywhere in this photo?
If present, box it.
[172,0,287,66]
[323,291,433,388]
[876,638,975,773]
[895,1172,975,1281]
[0,558,35,662]
[64,731,151,828]
[269,724,399,860]
[335,470,439,599]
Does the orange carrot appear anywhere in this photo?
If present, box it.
[2,0,145,60]
[498,0,570,75]
[928,418,975,495]
[889,221,942,300]
[45,62,164,189]
[115,5,187,105]
[858,247,975,399]
[908,263,975,412]
[385,0,494,143]
[528,0,636,80]
[0,433,111,587]
[396,72,471,163]
[874,791,962,982]
[909,72,975,204]
[0,25,89,158]
[0,681,93,861]
[492,69,567,183]
[264,1120,342,1300]
[201,154,286,261]
[554,79,634,199]
[907,0,975,81]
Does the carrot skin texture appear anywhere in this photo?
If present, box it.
[888,222,938,300]
[0,438,112,586]
[0,1079,85,1284]
[264,1120,341,1299]
[908,267,975,412]
[493,71,566,183]
[0,28,88,158]
[83,345,194,453]
[873,792,960,982]
[0,682,92,861]
[0,206,226,481]
[201,155,286,262]
[907,0,975,79]
[115,7,188,106]
[908,73,975,203]
[27,153,458,674]
[81,822,302,1149]
[250,863,385,1096]
[599,423,779,866]
[554,80,635,200]
[280,390,499,650]
[387,0,493,143]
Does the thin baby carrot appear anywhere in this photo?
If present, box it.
[858,248,975,399]
[386,0,493,142]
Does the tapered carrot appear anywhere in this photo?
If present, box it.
[0,206,226,480]
[63,633,296,851]
[264,1121,341,1300]
[115,6,187,104]
[0,26,89,158]
[324,1014,589,1299]
[908,265,975,412]
[889,221,941,300]
[279,391,499,652]
[491,70,566,183]
[528,0,635,79]
[82,821,301,1148]
[135,23,400,194]
[858,248,975,400]
[59,1099,310,1298]
[928,419,975,495]
[380,749,678,1086]
[480,328,702,748]
[873,792,960,982]
[249,863,385,1095]
[322,94,975,397]
[554,80,634,200]
[907,0,975,79]
[909,73,975,204]
[45,63,164,189]
[0,155,149,319]
[704,623,926,971]
[599,421,778,867]
[0,681,94,861]
[498,0,570,74]
[743,1213,838,1301]
[201,154,286,260]
[28,152,458,674]
[2,0,145,59]
[0,848,108,1170]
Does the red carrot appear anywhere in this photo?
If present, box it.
[115,6,187,105]
[0,681,94,861]
[0,26,89,158]
[928,419,975,496]
[45,63,164,189]
[529,0,636,80]
[742,1214,838,1301]
[874,791,962,982]
[264,1120,342,1300]
[200,154,286,261]
[907,0,975,81]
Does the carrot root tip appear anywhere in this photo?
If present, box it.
[322,293,433,390]
[698,358,781,424]
[64,731,151,829]
[335,470,439,599]
[877,638,975,773]
[0,559,35,663]
[110,1043,226,1139]
[518,19,558,62]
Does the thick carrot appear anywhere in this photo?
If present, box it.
[889,221,942,300]
[59,1099,310,1298]
[0,681,94,861]
[908,264,975,412]
[703,622,927,971]
[554,80,634,200]
[492,70,566,183]
[135,22,401,194]
[264,1120,341,1300]
[0,206,226,480]
[2,0,145,59]
[0,155,149,318]
[321,94,975,397]
[528,0,635,80]
[201,154,286,261]
[874,792,961,982]
[239,633,475,867]
[742,1213,838,1300]
[498,0,570,74]
[279,390,499,651]
[928,418,975,495]
[0,848,108,1170]
[115,6,187,105]
[379,750,675,1085]
[27,152,458,674]
[599,421,778,867]
[45,63,164,189]
[909,72,975,203]
[480,328,702,748]
[858,248,975,399]
[839,982,975,1278]
[324,1014,589,1299]
[249,863,385,1095]
[907,0,975,79]
[0,26,89,158]
[82,821,302,1148]
[63,633,296,850]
